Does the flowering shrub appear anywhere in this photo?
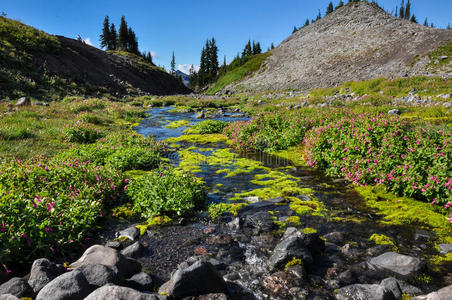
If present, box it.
[0,158,124,265]
[64,123,103,143]
[303,112,451,205]
[192,120,229,134]
[224,111,316,152]
[126,168,206,219]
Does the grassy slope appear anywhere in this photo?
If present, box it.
[206,52,271,95]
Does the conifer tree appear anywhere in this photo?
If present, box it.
[336,0,344,10]
[127,28,138,54]
[242,40,252,57]
[292,26,298,34]
[410,14,417,23]
[100,16,111,50]
[316,9,321,21]
[304,19,310,27]
[170,51,176,75]
[270,43,275,50]
[326,2,334,15]
[404,0,411,20]
[423,18,428,26]
[448,23,451,30]
[109,23,117,50]
[399,0,405,19]
[255,42,261,54]
[118,16,129,51]
[395,6,398,17]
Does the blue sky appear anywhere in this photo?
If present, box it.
[2,0,451,73]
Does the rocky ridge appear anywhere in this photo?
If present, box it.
[224,2,452,93]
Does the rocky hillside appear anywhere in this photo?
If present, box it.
[0,16,189,100]
[224,1,452,92]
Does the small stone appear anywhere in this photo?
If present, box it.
[127,272,154,291]
[194,246,208,255]
[323,232,344,244]
[121,241,143,259]
[438,244,452,255]
[117,226,139,241]
[202,227,216,235]
[244,196,259,203]
[388,109,401,116]
[15,97,30,106]
[105,241,122,250]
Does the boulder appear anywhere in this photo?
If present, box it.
[244,211,275,234]
[71,245,141,278]
[127,272,153,291]
[28,258,65,293]
[158,260,228,298]
[182,294,227,300]
[267,235,313,272]
[0,295,19,300]
[0,278,34,298]
[36,270,92,300]
[84,285,162,300]
[368,252,423,280]
[411,284,452,300]
[77,264,120,287]
[117,226,139,241]
[336,283,396,300]
[380,278,402,300]
[15,97,30,106]
[121,241,143,259]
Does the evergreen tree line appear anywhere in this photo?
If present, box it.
[189,38,219,88]
[100,16,153,64]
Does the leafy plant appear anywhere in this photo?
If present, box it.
[64,123,103,143]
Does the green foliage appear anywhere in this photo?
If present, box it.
[207,52,271,95]
[64,123,103,143]
[369,233,398,250]
[126,168,206,219]
[0,158,124,264]
[0,126,35,141]
[428,42,452,68]
[191,120,229,134]
[105,147,160,171]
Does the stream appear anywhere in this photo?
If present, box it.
[105,106,450,299]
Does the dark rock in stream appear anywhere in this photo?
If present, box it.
[438,243,452,255]
[158,260,228,298]
[244,211,275,235]
[0,277,34,298]
[368,252,423,280]
[28,258,65,293]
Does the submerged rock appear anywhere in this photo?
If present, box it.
[368,252,423,280]
[158,260,228,298]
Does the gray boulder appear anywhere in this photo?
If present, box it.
[438,244,452,255]
[36,270,92,300]
[267,235,313,272]
[411,284,452,300]
[78,264,120,287]
[181,293,228,300]
[368,252,423,280]
[0,294,19,300]
[28,258,65,293]
[127,272,153,291]
[15,97,30,106]
[121,241,143,259]
[84,285,162,300]
[0,277,34,298]
[336,283,396,300]
[117,226,139,241]
[380,278,402,300]
[158,260,228,298]
[71,245,141,278]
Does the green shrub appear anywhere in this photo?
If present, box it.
[192,120,229,134]
[64,123,103,143]
[105,147,160,171]
[127,168,206,219]
[0,127,35,140]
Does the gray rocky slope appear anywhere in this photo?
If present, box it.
[226,1,452,92]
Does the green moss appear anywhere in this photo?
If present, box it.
[356,186,452,243]
[270,145,306,166]
[136,216,173,235]
[112,204,136,219]
[286,216,301,225]
[208,202,248,220]
[289,196,327,217]
[412,273,432,285]
[165,120,191,129]
[429,253,452,272]
[284,258,303,270]
[302,227,317,234]
[165,134,227,144]
[369,233,398,251]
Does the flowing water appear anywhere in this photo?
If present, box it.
[124,106,451,299]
